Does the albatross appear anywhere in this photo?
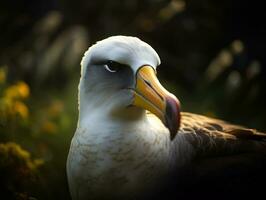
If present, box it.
[67,36,266,200]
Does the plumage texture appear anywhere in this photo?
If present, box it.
[167,112,266,199]
[67,36,266,200]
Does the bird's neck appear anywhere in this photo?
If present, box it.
[77,94,190,170]
[77,90,172,161]
[72,99,194,199]
[78,102,165,146]
[75,109,176,198]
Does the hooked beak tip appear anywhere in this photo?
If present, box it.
[165,96,181,140]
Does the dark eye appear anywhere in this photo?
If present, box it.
[104,60,125,73]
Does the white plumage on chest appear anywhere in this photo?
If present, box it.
[67,115,186,200]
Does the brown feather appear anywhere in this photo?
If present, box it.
[181,112,266,142]
[161,112,266,200]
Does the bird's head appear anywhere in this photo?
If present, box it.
[79,36,180,140]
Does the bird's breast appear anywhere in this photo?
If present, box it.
[67,125,172,200]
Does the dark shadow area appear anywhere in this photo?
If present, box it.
[0,0,265,199]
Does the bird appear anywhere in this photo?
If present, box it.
[67,36,266,200]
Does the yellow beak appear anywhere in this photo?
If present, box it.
[132,65,181,140]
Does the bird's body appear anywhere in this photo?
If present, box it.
[67,36,266,200]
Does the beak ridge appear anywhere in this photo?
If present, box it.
[132,65,181,140]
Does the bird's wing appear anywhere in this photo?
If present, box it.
[171,112,266,199]
[180,112,266,153]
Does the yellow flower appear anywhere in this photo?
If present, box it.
[5,81,30,100]
[4,86,17,99]
[0,142,44,172]
[0,97,12,119]
[16,81,30,99]
[32,158,44,169]
[0,67,6,84]
[13,101,29,119]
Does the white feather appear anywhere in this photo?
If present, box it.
[67,36,193,200]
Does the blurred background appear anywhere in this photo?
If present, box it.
[0,0,265,199]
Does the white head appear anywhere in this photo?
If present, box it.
[78,36,180,139]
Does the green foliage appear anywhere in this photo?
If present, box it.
[0,142,43,199]
[0,0,265,199]
[0,67,76,199]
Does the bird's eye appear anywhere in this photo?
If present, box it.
[104,60,124,73]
